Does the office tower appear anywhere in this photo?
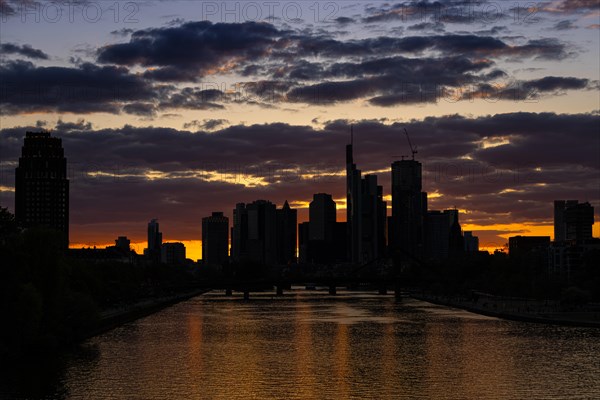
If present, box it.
[298,221,310,264]
[146,219,162,262]
[425,211,450,260]
[115,236,131,252]
[389,159,427,263]
[231,203,248,260]
[565,202,594,240]
[276,201,297,264]
[554,200,567,241]
[308,193,337,264]
[554,200,594,241]
[447,209,464,258]
[463,231,479,253]
[346,127,362,264]
[310,193,336,241]
[231,200,277,265]
[202,211,229,267]
[376,185,387,258]
[508,236,550,259]
[361,175,386,263]
[161,242,186,265]
[15,131,69,246]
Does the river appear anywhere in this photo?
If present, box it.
[3,290,600,399]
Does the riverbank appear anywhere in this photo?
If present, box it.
[82,288,211,339]
[411,293,600,328]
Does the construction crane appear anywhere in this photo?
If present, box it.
[404,128,418,160]
[392,128,418,161]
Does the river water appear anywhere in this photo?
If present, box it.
[4,290,600,399]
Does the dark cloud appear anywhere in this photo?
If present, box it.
[557,0,600,12]
[97,21,281,80]
[110,28,135,37]
[334,16,355,25]
[0,43,49,60]
[461,76,591,101]
[183,119,228,131]
[408,22,445,32]
[55,118,93,131]
[123,102,157,117]
[1,112,598,241]
[0,60,154,114]
[553,20,577,30]
[158,87,226,110]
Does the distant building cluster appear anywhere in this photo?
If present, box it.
[509,200,597,280]
[202,128,477,269]
[14,130,597,276]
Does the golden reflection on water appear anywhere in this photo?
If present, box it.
[57,291,600,400]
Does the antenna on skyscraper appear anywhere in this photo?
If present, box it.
[350,124,353,145]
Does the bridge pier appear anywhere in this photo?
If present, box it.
[276,286,284,296]
[394,282,402,301]
[225,288,232,296]
[329,285,337,295]
[243,290,250,300]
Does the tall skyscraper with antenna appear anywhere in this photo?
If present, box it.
[346,125,362,264]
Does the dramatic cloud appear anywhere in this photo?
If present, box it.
[0,43,49,60]
[0,60,154,114]
[97,21,281,81]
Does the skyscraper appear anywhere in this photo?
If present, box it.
[463,231,479,253]
[308,193,337,264]
[15,131,69,246]
[145,219,162,262]
[346,127,362,264]
[202,211,229,267]
[231,200,277,265]
[554,200,594,241]
[231,203,249,260]
[276,201,297,264]
[389,159,427,263]
[361,174,387,262]
[309,193,336,242]
[161,242,186,265]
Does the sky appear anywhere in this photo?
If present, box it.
[0,0,599,260]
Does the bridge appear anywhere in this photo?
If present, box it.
[197,257,407,299]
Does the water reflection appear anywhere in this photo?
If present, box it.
[2,290,600,399]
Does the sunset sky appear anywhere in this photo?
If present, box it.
[1,0,599,260]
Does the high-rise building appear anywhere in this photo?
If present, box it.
[554,200,595,241]
[361,174,386,263]
[389,159,427,263]
[161,242,186,265]
[346,128,362,264]
[447,209,464,258]
[298,221,310,264]
[309,193,336,242]
[231,200,277,265]
[564,202,594,240]
[15,131,69,246]
[231,203,248,260]
[202,212,229,267]
[145,219,162,262]
[307,193,337,264]
[509,236,550,259]
[276,201,297,264]
[425,209,463,260]
[554,200,568,241]
[425,210,450,260]
[115,236,131,252]
[463,231,479,253]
